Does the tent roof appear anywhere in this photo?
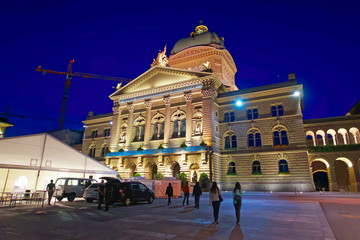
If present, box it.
[0,133,117,175]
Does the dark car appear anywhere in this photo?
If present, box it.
[83,178,154,206]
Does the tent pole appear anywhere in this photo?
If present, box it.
[35,134,47,190]
[83,156,87,178]
[2,169,10,197]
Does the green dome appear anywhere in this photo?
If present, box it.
[171,31,225,55]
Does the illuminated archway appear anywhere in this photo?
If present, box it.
[335,157,357,192]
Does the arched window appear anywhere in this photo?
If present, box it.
[281,130,289,146]
[248,133,254,147]
[327,134,334,145]
[134,117,145,141]
[317,134,324,146]
[225,136,231,149]
[273,131,281,146]
[100,145,109,158]
[227,162,236,174]
[306,134,314,147]
[224,113,230,122]
[278,105,284,116]
[252,161,261,174]
[271,106,277,117]
[173,119,179,137]
[88,146,96,158]
[279,159,289,173]
[181,118,186,137]
[230,112,235,122]
[224,132,237,149]
[153,123,158,139]
[255,133,262,147]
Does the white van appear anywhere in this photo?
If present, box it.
[55,178,97,202]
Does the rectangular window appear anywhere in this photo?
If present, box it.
[104,128,110,137]
[247,109,252,120]
[253,109,258,119]
[91,130,98,138]
[230,112,235,122]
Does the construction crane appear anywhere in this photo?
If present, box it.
[36,60,132,130]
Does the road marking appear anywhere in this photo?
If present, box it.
[341,214,360,219]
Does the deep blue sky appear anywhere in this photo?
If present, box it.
[1,1,359,137]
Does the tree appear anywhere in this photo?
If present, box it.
[134,173,141,177]
[154,172,164,180]
[178,172,187,187]
[199,173,210,190]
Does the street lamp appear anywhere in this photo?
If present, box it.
[205,145,213,182]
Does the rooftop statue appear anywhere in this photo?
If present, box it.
[151,45,169,67]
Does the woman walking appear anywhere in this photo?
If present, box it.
[233,182,242,224]
[165,183,173,206]
[209,182,222,224]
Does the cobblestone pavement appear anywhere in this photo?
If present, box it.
[1,192,359,240]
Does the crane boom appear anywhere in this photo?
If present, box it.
[36,60,132,130]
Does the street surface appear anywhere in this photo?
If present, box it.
[1,192,360,240]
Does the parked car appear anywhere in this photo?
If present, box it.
[83,179,155,206]
[55,177,97,202]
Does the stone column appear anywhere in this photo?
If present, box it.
[125,103,134,151]
[201,87,217,147]
[184,93,193,146]
[109,103,121,152]
[143,100,152,149]
[163,97,172,148]
[328,165,338,191]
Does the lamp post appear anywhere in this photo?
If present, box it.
[205,146,213,182]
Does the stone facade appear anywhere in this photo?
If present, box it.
[81,24,360,192]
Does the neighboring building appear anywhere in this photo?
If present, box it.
[82,23,360,192]
[0,117,13,138]
[47,129,84,152]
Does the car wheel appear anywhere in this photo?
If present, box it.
[56,197,63,201]
[148,196,154,204]
[67,194,75,202]
[86,198,93,203]
[124,198,131,206]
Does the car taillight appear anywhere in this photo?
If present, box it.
[63,190,65,193]
[120,189,124,195]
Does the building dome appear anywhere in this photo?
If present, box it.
[170,24,225,55]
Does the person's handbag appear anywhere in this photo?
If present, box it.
[218,192,223,202]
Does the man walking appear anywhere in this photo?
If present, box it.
[192,181,202,209]
[104,180,112,211]
[46,180,55,205]
[97,180,105,210]
[182,181,190,206]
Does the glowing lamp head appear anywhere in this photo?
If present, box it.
[70,60,75,63]
[293,91,300,97]
[235,100,243,106]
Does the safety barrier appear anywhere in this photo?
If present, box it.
[0,190,47,208]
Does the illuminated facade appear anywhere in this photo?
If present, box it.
[82,24,360,191]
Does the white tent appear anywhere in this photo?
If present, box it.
[0,133,117,193]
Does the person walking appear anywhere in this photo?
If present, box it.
[46,180,55,205]
[97,180,105,210]
[192,181,202,209]
[104,180,112,211]
[165,183,173,206]
[182,181,190,206]
[209,182,222,224]
[233,182,242,225]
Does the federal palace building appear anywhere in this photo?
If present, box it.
[82,24,360,192]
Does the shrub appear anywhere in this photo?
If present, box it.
[158,144,164,149]
[178,172,187,187]
[137,146,143,151]
[134,173,141,177]
[118,148,124,152]
[180,142,187,148]
[199,173,210,190]
[116,173,122,179]
[154,172,164,180]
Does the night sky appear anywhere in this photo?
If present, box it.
[1,1,359,137]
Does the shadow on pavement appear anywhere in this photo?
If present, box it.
[228,225,244,240]
[193,222,218,240]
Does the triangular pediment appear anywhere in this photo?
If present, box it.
[109,66,211,99]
